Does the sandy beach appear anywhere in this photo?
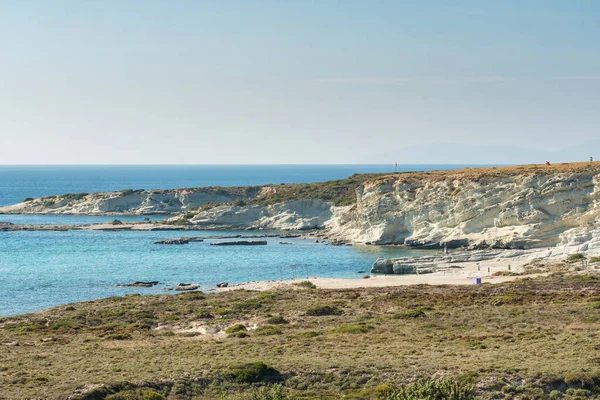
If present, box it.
[221,257,543,291]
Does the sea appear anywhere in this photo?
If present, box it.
[0,165,484,316]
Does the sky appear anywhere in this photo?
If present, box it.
[0,1,599,165]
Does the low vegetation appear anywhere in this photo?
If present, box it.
[1,274,600,399]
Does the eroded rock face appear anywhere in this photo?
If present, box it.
[188,199,334,231]
[326,168,600,252]
[0,190,240,215]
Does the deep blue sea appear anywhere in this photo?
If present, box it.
[0,165,483,316]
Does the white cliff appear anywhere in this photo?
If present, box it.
[325,163,600,254]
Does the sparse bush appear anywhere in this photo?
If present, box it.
[111,219,123,225]
[23,197,34,202]
[106,333,132,340]
[42,200,55,207]
[295,330,322,338]
[228,361,281,383]
[233,198,247,207]
[266,316,288,325]
[51,320,82,331]
[306,304,343,316]
[120,189,135,196]
[225,324,247,335]
[106,389,165,400]
[567,253,585,263]
[396,309,426,319]
[382,378,476,400]
[293,281,317,289]
[59,192,88,201]
[168,218,188,226]
[254,326,282,336]
[332,324,373,334]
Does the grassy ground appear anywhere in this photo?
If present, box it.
[1,273,600,399]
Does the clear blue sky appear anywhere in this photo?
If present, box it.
[1,1,599,164]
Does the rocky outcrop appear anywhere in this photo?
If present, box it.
[187,199,333,231]
[371,249,527,274]
[175,283,200,291]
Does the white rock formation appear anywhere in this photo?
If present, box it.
[187,199,333,231]
[0,190,240,215]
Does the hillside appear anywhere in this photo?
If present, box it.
[1,273,600,399]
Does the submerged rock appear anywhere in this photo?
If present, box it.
[210,240,267,246]
[116,281,159,287]
[153,238,190,245]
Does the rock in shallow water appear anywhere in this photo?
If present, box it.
[116,281,160,287]
[175,283,200,291]
[153,238,191,245]
[210,240,267,246]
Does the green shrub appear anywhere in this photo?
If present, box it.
[254,326,283,336]
[59,192,88,200]
[396,309,427,319]
[548,390,564,399]
[293,281,317,289]
[233,198,247,207]
[168,218,188,226]
[42,200,55,207]
[120,189,135,196]
[295,330,322,338]
[51,320,82,331]
[306,304,343,316]
[23,197,34,202]
[106,333,132,340]
[266,316,289,325]
[382,378,476,400]
[225,324,247,335]
[590,257,600,263]
[567,253,585,262]
[332,324,373,334]
[228,361,281,383]
[111,219,123,225]
[106,389,166,400]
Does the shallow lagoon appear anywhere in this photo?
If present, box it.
[0,229,432,316]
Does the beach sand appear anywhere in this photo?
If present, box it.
[221,258,538,291]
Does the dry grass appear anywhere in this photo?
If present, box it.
[1,274,600,399]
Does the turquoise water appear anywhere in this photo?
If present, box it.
[0,165,484,316]
[0,214,165,225]
[0,229,430,316]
